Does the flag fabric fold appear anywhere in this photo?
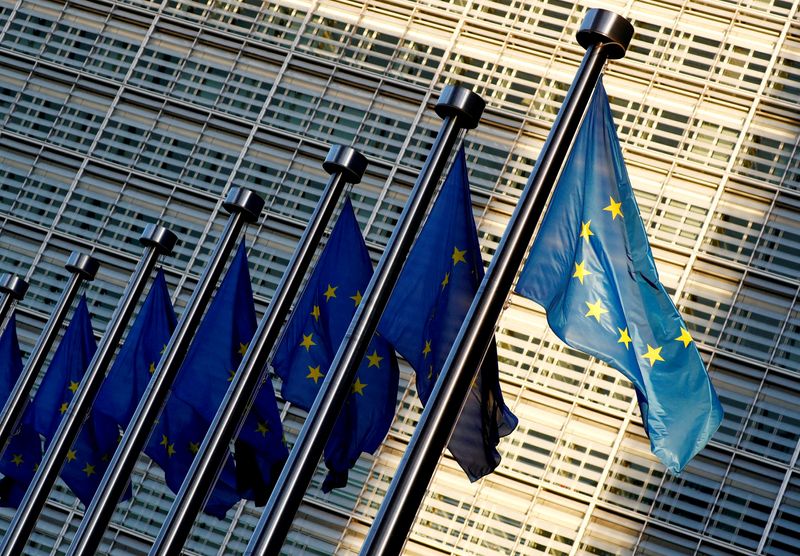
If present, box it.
[515,80,723,474]
[272,198,398,492]
[62,270,177,506]
[379,148,518,482]
[0,297,97,506]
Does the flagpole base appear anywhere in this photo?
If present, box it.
[323,145,368,184]
[0,274,29,300]
[223,187,265,223]
[140,224,177,255]
[65,252,99,281]
[435,86,485,130]
[577,9,634,58]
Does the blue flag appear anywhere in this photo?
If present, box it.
[145,243,258,517]
[62,270,177,506]
[0,312,34,507]
[272,198,398,492]
[515,81,723,474]
[0,297,97,506]
[379,150,518,481]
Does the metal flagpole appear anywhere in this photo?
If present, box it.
[0,251,99,453]
[358,10,634,555]
[0,224,177,555]
[67,188,264,556]
[0,274,28,332]
[149,145,368,555]
[244,85,486,556]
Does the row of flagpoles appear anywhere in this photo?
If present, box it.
[0,9,723,556]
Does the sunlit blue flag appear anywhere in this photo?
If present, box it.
[272,198,398,491]
[145,243,257,517]
[0,296,97,506]
[61,270,177,506]
[379,149,518,481]
[515,81,723,474]
[0,312,34,507]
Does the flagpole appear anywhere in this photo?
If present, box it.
[244,85,485,556]
[149,145,368,555]
[0,274,28,331]
[0,225,177,555]
[0,251,99,453]
[359,10,634,555]
[67,188,264,556]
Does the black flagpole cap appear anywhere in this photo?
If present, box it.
[577,9,634,59]
[223,187,265,223]
[139,224,178,255]
[65,251,100,281]
[435,85,485,130]
[0,274,29,300]
[323,145,368,184]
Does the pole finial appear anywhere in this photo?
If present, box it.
[0,274,29,300]
[65,252,100,281]
[577,9,634,59]
[323,145,369,184]
[435,85,485,130]
[223,188,265,223]
[140,224,178,255]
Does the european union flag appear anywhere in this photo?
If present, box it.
[145,242,256,517]
[61,270,177,506]
[515,81,723,473]
[0,312,34,507]
[272,198,398,492]
[379,148,518,481]
[0,296,97,506]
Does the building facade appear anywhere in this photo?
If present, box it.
[0,0,798,554]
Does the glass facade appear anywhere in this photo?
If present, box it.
[0,0,798,554]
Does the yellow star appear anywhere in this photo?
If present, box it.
[367,350,383,368]
[160,434,176,458]
[299,333,316,351]
[580,220,594,242]
[350,290,363,306]
[351,377,367,395]
[572,261,591,284]
[67,449,77,462]
[441,272,450,289]
[451,246,467,266]
[306,365,323,383]
[642,344,665,367]
[238,342,249,355]
[160,344,167,355]
[255,421,269,437]
[427,365,434,380]
[323,284,337,301]
[11,454,23,466]
[166,443,176,457]
[675,327,693,348]
[617,327,632,349]
[149,361,156,374]
[82,463,96,477]
[603,196,623,219]
[228,369,236,382]
[311,304,320,321]
[422,340,432,358]
[584,300,608,322]
[60,402,69,414]
[189,441,199,454]
[101,453,109,462]
[68,381,79,393]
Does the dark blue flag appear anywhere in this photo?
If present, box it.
[62,270,177,506]
[0,312,34,507]
[515,81,723,474]
[379,148,518,481]
[145,242,257,517]
[0,296,97,506]
[272,198,398,492]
